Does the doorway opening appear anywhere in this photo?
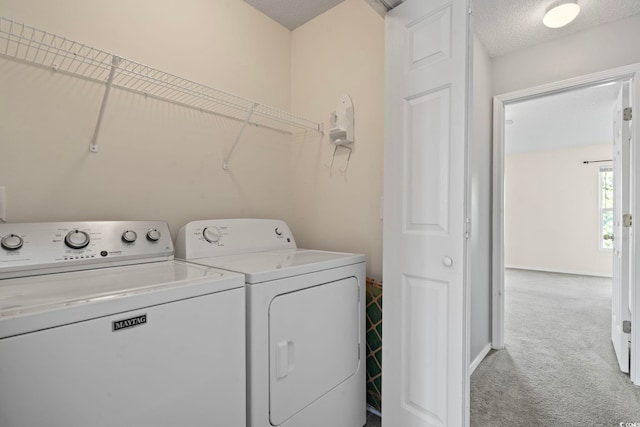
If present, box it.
[503,83,617,277]
[473,68,639,426]
[501,81,619,379]
[492,64,639,384]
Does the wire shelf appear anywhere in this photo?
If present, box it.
[0,16,323,135]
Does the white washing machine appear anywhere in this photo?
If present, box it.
[0,221,246,427]
[175,218,366,427]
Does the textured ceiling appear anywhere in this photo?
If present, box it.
[243,0,346,30]
[505,82,621,154]
[474,0,640,57]
[244,0,640,57]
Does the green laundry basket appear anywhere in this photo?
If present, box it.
[366,277,382,412]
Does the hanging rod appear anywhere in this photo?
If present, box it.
[583,159,612,164]
[0,16,324,151]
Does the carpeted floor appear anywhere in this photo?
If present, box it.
[365,411,381,427]
[471,269,640,426]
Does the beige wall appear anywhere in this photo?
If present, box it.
[0,0,296,239]
[0,0,385,279]
[0,0,292,107]
[505,144,612,277]
[290,0,384,280]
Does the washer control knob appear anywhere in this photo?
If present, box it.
[203,227,222,243]
[1,234,24,250]
[122,230,138,244]
[146,229,161,242]
[65,230,90,249]
[275,227,283,236]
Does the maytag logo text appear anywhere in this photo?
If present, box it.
[112,314,147,332]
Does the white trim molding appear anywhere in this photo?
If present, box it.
[505,265,613,279]
[469,343,492,375]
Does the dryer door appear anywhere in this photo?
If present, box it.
[269,276,360,425]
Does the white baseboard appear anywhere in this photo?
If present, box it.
[469,343,492,375]
[505,264,612,278]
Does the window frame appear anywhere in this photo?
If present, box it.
[599,166,613,251]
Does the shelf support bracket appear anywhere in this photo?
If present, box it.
[89,55,121,153]
[223,103,258,170]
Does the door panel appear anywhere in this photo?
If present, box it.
[405,88,450,232]
[383,0,470,426]
[402,275,448,424]
[612,81,632,373]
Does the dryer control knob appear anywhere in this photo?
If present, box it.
[146,229,161,242]
[65,230,90,249]
[203,227,222,243]
[122,230,138,244]
[1,234,23,250]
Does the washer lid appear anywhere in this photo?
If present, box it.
[186,249,365,284]
[0,260,244,338]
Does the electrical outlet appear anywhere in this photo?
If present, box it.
[0,186,6,223]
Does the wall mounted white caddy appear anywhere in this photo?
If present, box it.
[327,94,354,174]
[0,17,324,169]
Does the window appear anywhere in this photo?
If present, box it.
[599,166,613,249]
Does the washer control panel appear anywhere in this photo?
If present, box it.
[0,221,173,279]
[175,219,296,260]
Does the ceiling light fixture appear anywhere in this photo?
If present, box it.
[543,0,580,28]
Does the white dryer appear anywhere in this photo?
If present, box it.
[0,221,246,427]
[176,218,366,427]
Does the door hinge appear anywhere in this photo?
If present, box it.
[465,218,471,239]
[624,214,633,228]
[623,320,632,334]
[624,107,632,121]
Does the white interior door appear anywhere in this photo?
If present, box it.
[382,0,471,425]
[612,81,632,373]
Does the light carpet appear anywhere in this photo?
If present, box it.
[471,269,640,426]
